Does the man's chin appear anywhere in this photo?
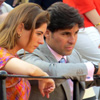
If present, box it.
[65,51,72,56]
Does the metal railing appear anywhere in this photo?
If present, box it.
[0,70,79,100]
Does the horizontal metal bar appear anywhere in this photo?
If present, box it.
[0,74,66,79]
[0,71,99,79]
[0,70,66,79]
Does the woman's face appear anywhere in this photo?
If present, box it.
[17,23,47,53]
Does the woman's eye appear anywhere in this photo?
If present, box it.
[37,33,41,35]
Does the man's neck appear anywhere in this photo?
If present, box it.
[47,44,66,61]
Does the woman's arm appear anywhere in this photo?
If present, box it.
[85,9,100,33]
[3,58,48,76]
[2,58,55,98]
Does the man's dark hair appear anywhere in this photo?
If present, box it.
[47,2,84,32]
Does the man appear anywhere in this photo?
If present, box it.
[18,2,100,100]
[63,0,100,99]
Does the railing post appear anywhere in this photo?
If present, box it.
[0,71,7,100]
[73,80,79,100]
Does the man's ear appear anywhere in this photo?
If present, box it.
[16,23,24,35]
[44,29,51,38]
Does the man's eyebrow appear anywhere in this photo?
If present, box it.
[61,31,71,34]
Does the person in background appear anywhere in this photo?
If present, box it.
[29,0,62,10]
[12,0,29,7]
[0,0,13,14]
[0,12,8,24]
[18,2,100,100]
[0,3,55,100]
[5,0,14,7]
[5,0,29,7]
[63,0,100,99]
[0,0,13,23]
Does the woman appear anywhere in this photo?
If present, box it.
[0,3,55,100]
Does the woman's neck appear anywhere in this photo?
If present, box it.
[8,45,21,55]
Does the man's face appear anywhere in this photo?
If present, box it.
[45,24,79,56]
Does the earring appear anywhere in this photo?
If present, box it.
[18,34,21,38]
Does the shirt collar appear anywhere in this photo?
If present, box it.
[47,44,66,62]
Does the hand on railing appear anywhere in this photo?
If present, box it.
[38,79,55,98]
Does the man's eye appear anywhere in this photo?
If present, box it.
[75,32,78,35]
[62,33,69,35]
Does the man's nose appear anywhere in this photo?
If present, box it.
[68,35,76,44]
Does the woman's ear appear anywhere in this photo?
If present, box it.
[16,23,24,35]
